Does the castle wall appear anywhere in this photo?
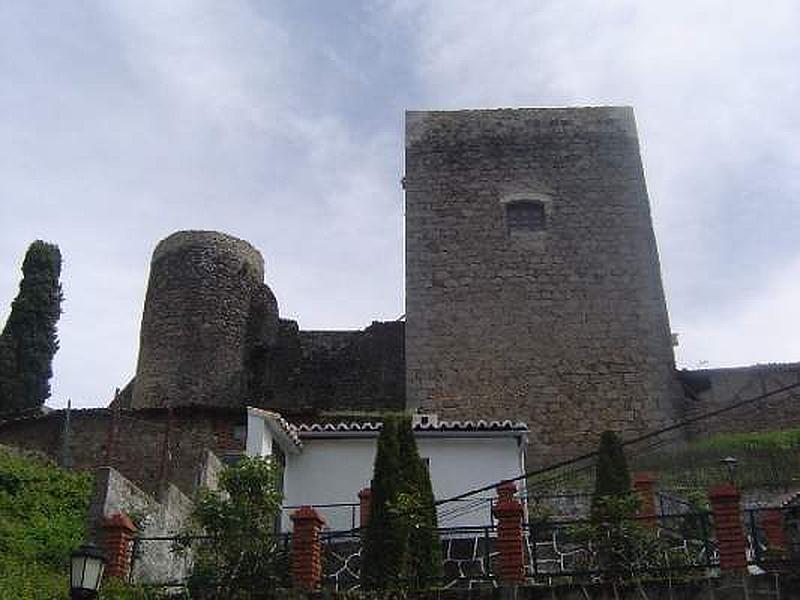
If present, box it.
[87,467,195,585]
[405,107,683,463]
[0,408,245,497]
[682,363,800,438]
[252,320,405,413]
[132,231,278,409]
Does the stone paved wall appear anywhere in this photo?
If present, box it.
[132,230,279,409]
[307,575,796,599]
[405,108,684,464]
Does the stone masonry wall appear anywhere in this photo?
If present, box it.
[87,466,195,585]
[132,230,279,409]
[0,407,245,497]
[252,320,405,413]
[682,362,800,439]
[405,108,684,465]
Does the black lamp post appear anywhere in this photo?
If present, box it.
[70,542,107,599]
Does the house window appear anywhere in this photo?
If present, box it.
[505,200,546,233]
[421,457,430,470]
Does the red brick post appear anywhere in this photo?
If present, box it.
[358,487,372,528]
[762,509,788,552]
[101,512,137,580]
[291,506,326,592]
[633,472,657,528]
[492,481,526,586]
[709,483,747,573]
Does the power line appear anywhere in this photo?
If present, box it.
[432,379,800,508]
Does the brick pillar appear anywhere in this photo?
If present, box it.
[101,512,137,580]
[291,506,326,592]
[709,483,747,573]
[358,487,372,528]
[492,481,525,586]
[762,509,788,552]
[633,472,657,528]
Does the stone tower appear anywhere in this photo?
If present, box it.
[404,107,683,462]
[132,231,279,409]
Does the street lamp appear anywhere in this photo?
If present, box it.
[70,542,107,600]
[721,456,738,484]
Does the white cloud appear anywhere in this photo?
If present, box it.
[1,0,798,408]
[396,0,800,366]
[676,255,800,368]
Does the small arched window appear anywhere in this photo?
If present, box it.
[505,199,546,234]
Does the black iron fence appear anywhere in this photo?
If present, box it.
[743,506,800,570]
[525,512,718,584]
[319,513,722,591]
[127,506,800,593]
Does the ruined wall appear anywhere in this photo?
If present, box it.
[87,467,195,585]
[405,107,683,463]
[0,407,245,497]
[132,231,279,409]
[128,230,403,415]
[252,320,405,413]
[682,362,800,438]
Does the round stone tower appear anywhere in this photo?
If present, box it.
[132,231,278,409]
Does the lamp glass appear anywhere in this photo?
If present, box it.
[70,554,86,588]
[70,545,106,592]
[83,559,105,590]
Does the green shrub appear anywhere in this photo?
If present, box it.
[0,446,92,599]
[592,431,633,520]
[175,455,286,598]
[362,415,442,590]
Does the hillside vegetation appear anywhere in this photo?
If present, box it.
[528,429,800,495]
[634,428,800,491]
[0,444,91,599]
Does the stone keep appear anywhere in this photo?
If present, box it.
[404,107,683,462]
[132,231,278,409]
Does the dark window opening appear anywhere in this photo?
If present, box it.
[506,200,546,233]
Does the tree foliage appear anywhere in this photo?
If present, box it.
[175,456,286,599]
[586,430,647,578]
[0,241,63,413]
[593,430,632,508]
[362,415,442,590]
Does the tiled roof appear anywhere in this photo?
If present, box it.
[293,419,528,434]
[247,407,303,449]
[267,412,303,448]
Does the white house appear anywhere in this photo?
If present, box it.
[244,407,528,531]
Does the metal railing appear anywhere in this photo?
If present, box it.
[126,505,800,592]
[743,506,800,570]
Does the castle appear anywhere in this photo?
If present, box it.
[2,106,799,496]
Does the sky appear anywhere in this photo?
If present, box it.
[1,1,799,409]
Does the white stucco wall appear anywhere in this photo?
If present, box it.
[281,437,376,531]
[245,410,273,457]
[278,433,526,531]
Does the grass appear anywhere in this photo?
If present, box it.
[526,428,800,498]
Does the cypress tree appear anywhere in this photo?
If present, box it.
[0,241,63,413]
[593,430,631,498]
[362,414,443,590]
[396,415,442,587]
[591,430,634,520]
[362,415,405,589]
